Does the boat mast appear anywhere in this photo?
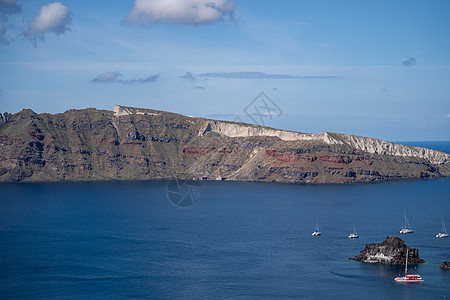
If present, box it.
[404,211,412,229]
[405,249,408,274]
[443,218,447,234]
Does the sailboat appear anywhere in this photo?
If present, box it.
[436,218,449,238]
[400,211,413,234]
[394,249,424,282]
[348,224,359,239]
[312,221,321,236]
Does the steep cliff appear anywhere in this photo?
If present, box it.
[0,105,449,183]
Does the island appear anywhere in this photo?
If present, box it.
[350,236,425,265]
[0,105,449,183]
[440,261,450,270]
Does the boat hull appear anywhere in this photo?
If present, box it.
[394,278,424,282]
[394,274,424,282]
[436,233,449,238]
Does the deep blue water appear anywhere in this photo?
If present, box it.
[0,142,449,299]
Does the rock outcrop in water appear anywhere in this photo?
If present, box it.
[0,105,449,183]
[440,261,450,270]
[350,236,425,265]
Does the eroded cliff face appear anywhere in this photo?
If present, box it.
[339,134,448,165]
[199,120,343,144]
[199,120,449,165]
[0,105,449,183]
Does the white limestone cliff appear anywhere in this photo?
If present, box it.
[199,120,449,165]
[199,120,343,144]
[339,134,449,165]
[112,106,449,165]
[114,105,160,117]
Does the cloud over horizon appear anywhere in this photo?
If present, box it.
[179,72,197,82]
[92,71,160,85]
[24,2,71,42]
[199,71,342,79]
[125,0,236,25]
[0,0,21,43]
[92,71,122,83]
[402,57,417,67]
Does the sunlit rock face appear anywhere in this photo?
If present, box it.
[0,105,449,183]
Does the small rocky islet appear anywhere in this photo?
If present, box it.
[440,261,450,270]
[350,236,425,265]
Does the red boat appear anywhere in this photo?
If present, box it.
[394,249,423,282]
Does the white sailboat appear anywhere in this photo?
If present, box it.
[436,219,449,238]
[348,224,359,239]
[312,221,321,236]
[400,211,413,234]
[394,249,424,282]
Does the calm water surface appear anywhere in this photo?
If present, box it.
[1,142,449,299]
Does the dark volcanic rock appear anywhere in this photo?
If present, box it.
[440,261,450,270]
[182,146,214,155]
[350,236,425,265]
[0,105,449,183]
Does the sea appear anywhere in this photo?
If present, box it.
[0,142,449,299]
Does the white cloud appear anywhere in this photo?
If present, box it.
[0,20,4,41]
[92,71,160,85]
[179,72,197,82]
[24,2,71,39]
[125,0,236,25]
[445,114,450,119]
[401,57,417,67]
[92,71,122,83]
[199,71,342,79]
[0,0,20,12]
[0,0,21,43]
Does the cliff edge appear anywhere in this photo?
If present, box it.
[0,105,449,183]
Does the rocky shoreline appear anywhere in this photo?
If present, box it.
[350,236,425,265]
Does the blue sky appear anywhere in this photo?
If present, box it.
[1,0,449,141]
